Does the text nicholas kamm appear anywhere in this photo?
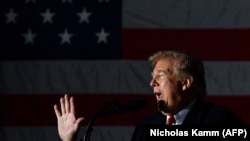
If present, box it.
[150,128,220,137]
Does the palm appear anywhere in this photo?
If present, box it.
[54,94,84,141]
[58,113,78,140]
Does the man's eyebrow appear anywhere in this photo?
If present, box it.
[152,70,167,75]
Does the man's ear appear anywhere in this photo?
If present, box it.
[182,75,193,91]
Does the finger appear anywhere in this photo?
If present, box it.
[70,96,75,114]
[64,94,70,113]
[60,97,65,114]
[54,104,62,119]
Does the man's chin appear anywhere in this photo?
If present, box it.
[157,100,172,116]
[157,100,167,111]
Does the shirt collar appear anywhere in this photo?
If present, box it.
[168,98,197,125]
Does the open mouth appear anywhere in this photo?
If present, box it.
[154,91,162,101]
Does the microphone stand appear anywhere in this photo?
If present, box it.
[81,100,119,141]
[81,98,147,141]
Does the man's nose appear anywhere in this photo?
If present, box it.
[150,77,156,87]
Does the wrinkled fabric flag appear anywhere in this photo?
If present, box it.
[1,0,250,141]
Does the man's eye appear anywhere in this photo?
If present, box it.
[156,74,164,78]
[158,73,165,76]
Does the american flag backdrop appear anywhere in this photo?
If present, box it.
[1,0,121,60]
[1,0,250,141]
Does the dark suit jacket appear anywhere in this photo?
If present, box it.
[130,99,243,141]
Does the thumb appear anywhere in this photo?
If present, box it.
[74,117,84,129]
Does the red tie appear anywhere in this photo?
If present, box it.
[167,115,176,125]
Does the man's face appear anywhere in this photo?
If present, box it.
[150,58,183,115]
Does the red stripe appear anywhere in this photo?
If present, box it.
[122,29,250,61]
[0,94,249,126]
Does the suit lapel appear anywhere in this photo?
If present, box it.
[182,99,205,124]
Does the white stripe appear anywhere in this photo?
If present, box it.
[122,0,250,28]
[0,126,134,141]
[205,61,250,95]
[1,61,250,95]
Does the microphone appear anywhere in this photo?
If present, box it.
[82,98,147,141]
[99,99,147,116]
[82,98,120,141]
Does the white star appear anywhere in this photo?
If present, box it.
[59,29,73,45]
[5,8,18,24]
[22,28,37,45]
[41,8,55,24]
[95,28,109,44]
[77,8,91,24]
[99,0,109,3]
[25,0,36,3]
[62,0,72,4]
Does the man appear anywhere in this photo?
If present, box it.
[54,50,242,141]
[130,50,242,141]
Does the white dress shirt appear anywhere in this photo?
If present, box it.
[167,98,197,125]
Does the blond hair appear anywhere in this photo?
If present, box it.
[149,50,207,98]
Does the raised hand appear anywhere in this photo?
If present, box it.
[54,94,84,141]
